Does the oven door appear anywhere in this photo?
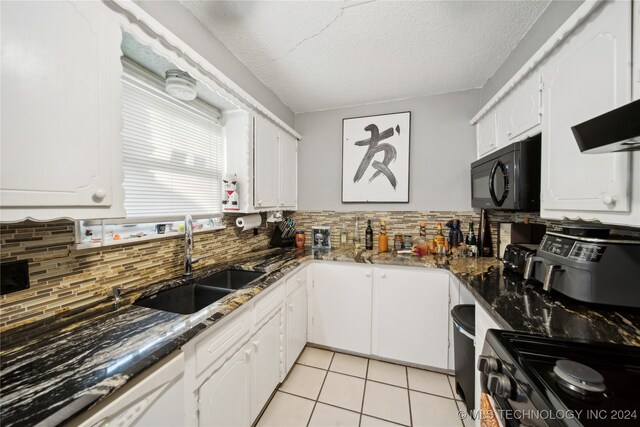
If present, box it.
[471,151,517,210]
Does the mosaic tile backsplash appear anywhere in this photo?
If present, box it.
[2,209,637,331]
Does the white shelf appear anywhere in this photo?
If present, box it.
[74,226,226,251]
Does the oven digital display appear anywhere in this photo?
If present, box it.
[540,235,575,257]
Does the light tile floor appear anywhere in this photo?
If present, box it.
[256,346,473,427]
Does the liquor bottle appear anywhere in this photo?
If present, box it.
[481,210,493,257]
[467,222,477,256]
[354,218,361,249]
[378,220,388,253]
[340,223,348,246]
[365,219,373,250]
[434,223,445,254]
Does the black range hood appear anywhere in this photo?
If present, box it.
[571,98,640,153]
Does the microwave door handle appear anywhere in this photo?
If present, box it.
[488,160,500,205]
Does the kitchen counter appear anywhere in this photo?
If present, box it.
[1,247,639,426]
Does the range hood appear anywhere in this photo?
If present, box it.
[571,99,640,154]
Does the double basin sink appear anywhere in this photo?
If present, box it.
[134,269,265,314]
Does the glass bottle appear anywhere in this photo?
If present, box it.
[365,219,373,250]
[378,220,388,253]
[434,223,445,254]
[340,223,348,246]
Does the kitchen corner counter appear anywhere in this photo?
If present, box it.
[1,247,639,426]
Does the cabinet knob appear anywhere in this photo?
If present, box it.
[288,303,294,311]
[380,273,387,279]
[365,272,371,278]
[257,200,262,206]
[245,349,251,360]
[93,189,107,202]
[601,194,616,207]
[253,340,259,351]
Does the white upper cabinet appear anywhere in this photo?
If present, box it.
[225,111,298,213]
[0,0,124,221]
[278,132,298,208]
[476,110,499,158]
[503,72,542,142]
[540,1,632,218]
[254,115,280,209]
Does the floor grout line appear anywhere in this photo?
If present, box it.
[358,358,370,427]
[406,366,413,427]
[305,350,335,427]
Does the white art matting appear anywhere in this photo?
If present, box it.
[342,111,410,203]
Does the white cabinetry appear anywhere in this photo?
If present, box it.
[311,263,372,354]
[285,269,308,374]
[225,111,298,212]
[476,110,499,158]
[254,115,280,209]
[76,352,185,427]
[502,73,542,142]
[474,304,503,427]
[198,346,251,427]
[540,1,633,219]
[250,311,282,421]
[634,0,640,101]
[371,267,449,369]
[0,0,124,221]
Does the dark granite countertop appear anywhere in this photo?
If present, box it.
[1,247,639,426]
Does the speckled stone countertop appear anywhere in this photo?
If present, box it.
[1,247,639,426]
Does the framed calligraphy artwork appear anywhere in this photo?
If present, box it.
[342,111,411,203]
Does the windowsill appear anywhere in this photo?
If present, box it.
[73,225,227,251]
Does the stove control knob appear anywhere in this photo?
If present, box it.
[477,356,500,374]
[487,373,512,399]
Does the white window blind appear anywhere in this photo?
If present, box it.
[121,65,223,220]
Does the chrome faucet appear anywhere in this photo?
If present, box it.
[184,214,201,277]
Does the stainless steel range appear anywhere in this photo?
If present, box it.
[478,330,640,427]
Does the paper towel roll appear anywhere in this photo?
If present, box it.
[236,214,262,231]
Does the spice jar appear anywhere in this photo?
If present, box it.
[403,235,412,249]
[393,234,404,251]
[295,231,305,249]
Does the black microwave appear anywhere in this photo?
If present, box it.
[470,135,541,211]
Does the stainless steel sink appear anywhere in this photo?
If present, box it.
[133,269,265,314]
[195,269,265,290]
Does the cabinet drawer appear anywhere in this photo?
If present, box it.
[285,268,306,296]
[195,309,251,377]
[254,284,285,331]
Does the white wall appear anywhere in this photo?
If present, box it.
[134,0,295,127]
[295,90,482,211]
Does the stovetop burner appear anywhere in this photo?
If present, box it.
[553,359,606,396]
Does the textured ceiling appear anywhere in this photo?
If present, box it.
[181,0,550,113]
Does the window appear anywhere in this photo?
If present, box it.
[121,59,224,221]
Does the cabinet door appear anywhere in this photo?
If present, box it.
[372,267,449,368]
[311,263,372,354]
[253,115,279,208]
[476,111,499,158]
[286,283,308,374]
[77,353,185,427]
[278,132,298,208]
[0,1,123,220]
[250,310,283,423]
[504,73,542,141]
[198,346,251,427]
[541,1,632,215]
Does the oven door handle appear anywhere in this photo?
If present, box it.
[488,160,509,207]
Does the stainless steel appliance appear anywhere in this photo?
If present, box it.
[503,243,538,276]
[572,98,640,153]
[470,135,541,210]
[478,330,640,427]
[524,231,640,308]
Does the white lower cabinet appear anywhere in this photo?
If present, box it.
[311,263,372,354]
[250,310,283,421]
[474,304,503,427]
[371,267,450,369]
[198,346,251,427]
[285,276,308,374]
[75,352,185,427]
